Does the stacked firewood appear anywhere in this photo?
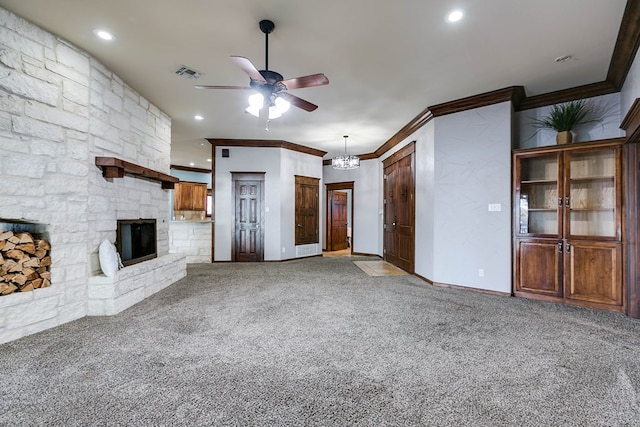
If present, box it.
[0,230,51,296]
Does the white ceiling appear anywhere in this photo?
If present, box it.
[0,1,628,169]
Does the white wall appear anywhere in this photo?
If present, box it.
[515,92,625,149]
[431,102,512,292]
[0,8,181,344]
[214,146,280,261]
[214,145,323,261]
[280,148,323,259]
[621,46,640,117]
[323,158,382,256]
[415,121,436,279]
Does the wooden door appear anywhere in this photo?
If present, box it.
[233,179,264,262]
[565,240,623,306]
[515,238,562,297]
[295,176,319,245]
[383,144,415,273]
[329,191,348,251]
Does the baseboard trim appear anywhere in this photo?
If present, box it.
[414,273,511,297]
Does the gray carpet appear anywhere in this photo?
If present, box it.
[1,256,639,426]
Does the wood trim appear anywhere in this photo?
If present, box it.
[607,0,640,89]
[625,143,640,318]
[325,181,355,254]
[429,86,525,117]
[95,157,179,189]
[382,141,415,168]
[170,164,211,173]
[516,81,619,111]
[621,98,640,144]
[432,281,511,298]
[208,138,327,157]
[374,107,433,159]
[514,289,626,313]
[325,182,354,191]
[512,137,626,155]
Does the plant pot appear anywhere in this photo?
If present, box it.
[556,131,573,145]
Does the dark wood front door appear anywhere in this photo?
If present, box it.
[383,143,415,273]
[329,191,349,251]
[233,176,264,262]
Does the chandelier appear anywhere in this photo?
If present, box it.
[332,135,360,170]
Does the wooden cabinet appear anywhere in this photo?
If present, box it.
[513,138,625,312]
[174,182,207,211]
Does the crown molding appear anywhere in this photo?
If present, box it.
[170,164,211,173]
[207,138,327,157]
[621,98,640,144]
[516,81,619,111]
[607,0,640,89]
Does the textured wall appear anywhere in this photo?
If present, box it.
[621,48,640,119]
[432,102,512,292]
[515,92,625,149]
[0,8,178,343]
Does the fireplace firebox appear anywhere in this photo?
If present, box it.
[116,219,157,266]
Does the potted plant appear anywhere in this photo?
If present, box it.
[531,99,602,144]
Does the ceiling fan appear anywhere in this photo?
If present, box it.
[195,19,329,118]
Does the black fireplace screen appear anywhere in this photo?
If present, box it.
[116,219,157,266]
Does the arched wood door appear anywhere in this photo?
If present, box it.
[383,142,415,273]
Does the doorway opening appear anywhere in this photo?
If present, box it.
[325,181,354,255]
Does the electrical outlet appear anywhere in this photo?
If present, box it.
[478,269,485,277]
[282,247,286,253]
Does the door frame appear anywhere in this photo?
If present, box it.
[382,142,416,273]
[231,172,265,262]
[325,181,354,253]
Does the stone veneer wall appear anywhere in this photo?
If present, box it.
[0,8,185,344]
[168,222,212,263]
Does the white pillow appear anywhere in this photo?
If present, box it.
[99,239,119,277]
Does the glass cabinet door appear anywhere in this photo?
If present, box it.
[517,154,561,236]
[566,148,618,238]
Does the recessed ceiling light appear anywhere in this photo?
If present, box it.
[207,158,212,162]
[94,29,114,41]
[555,55,572,63]
[189,162,195,166]
[194,115,204,121]
[447,10,464,23]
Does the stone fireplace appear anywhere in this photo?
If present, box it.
[0,8,186,344]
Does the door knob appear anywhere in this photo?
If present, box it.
[297,224,302,227]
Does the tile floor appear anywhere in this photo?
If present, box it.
[352,260,409,277]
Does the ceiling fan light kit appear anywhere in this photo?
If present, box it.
[196,19,329,120]
[332,136,360,170]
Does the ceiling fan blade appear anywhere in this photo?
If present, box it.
[230,56,266,82]
[281,73,329,90]
[194,85,251,90]
[278,92,318,112]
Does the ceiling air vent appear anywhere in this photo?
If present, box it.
[174,65,203,80]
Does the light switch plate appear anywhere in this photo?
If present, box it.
[488,203,501,212]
